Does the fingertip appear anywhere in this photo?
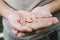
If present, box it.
[12,29,18,35]
[52,17,59,24]
[17,33,26,37]
[49,14,52,17]
[23,26,32,32]
[26,27,32,32]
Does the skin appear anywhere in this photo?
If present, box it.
[0,0,60,37]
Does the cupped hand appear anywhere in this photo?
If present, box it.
[12,17,59,37]
[9,7,59,37]
[7,10,34,32]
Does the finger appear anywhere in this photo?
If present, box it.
[17,32,26,37]
[51,17,59,24]
[12,29,26,37]
[30,18,53,30]
[13,22,32,32]
[12,29,18,35]
[35,28,48,33]
[20,17,26,25]
[35,17,59,33]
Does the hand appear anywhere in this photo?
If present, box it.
[7,10,34,32]
[31,7,59,34]
[26,17,59,30]
[10,9,59,37]
[31,6,59,32]
[12,17,59,37]
[12,9,59,37]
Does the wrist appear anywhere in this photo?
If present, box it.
[41,5,52,13]
[37,5,51,13]
[0,0,16,19]
[0,9,16,20]
[41,0,60,13]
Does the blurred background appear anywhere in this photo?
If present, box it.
[0,17,4,40]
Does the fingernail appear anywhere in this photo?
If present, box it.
[52,17,59,24]
[17,33,25,37]
[26,27,32,32]
[12,30,18,35]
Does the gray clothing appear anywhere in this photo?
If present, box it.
[3,0,60,40]
[4,0,43,10]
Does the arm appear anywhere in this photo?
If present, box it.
[0,0,16,19]
[41,0,60,13]
[0,0,32,32]
[30,0,60,35]
[31,0,60,18]
[0,0,59,37]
